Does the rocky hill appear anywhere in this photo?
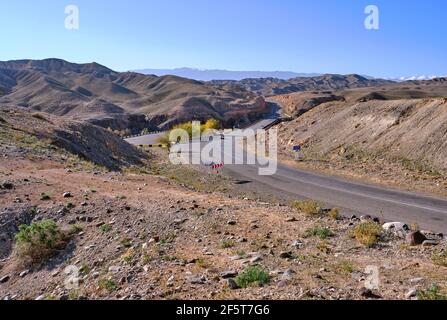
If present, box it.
[0,59,267,132]
[273,80,447,196]
[272,77,447,116]
[210,74,393,97]
[0,107,148,171]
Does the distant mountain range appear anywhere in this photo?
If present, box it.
[209,74,394,97]
[0,59,267,132]
[6,58,443,133]
[134,67,322,81]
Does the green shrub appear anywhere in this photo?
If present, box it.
[98,279,118,292]
[351,221,383,247]
[304,226,334,239]
[40,193,51,201]
[15,220,68,265]
[69,225,83,234]
[235,265,270,288]
[66,202,75,209]
[99,224,112,233]
[417,285,447,300]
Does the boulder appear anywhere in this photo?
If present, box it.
[360,288,382,299]
[279,251,293,259]
[406,231,427,246]
[0,275,10,283]
[227,278,239,290]
[220,270,238,279]
[0,181,14,190]
[406,289,418,299]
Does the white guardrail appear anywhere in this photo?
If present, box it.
[123,131,166,139]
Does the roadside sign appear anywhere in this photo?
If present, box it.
[293,146,301,152]
[211,163,224,169]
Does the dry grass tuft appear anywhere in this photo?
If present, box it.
[350,221,383,247]
[292,200,323,216]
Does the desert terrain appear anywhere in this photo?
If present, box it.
[0,59,267,133]
[1,107,447,300]
[271,78,447,197]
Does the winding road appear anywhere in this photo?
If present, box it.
[126,102,447,233]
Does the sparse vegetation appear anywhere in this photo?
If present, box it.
[195,258,208,268]
[329,208,340,220]
[122,248,136,264]
[15,220,68,265]
[161,118,221,145]
[66,202,75,209]
[235,250,248,258]
[316,240,330,254]
[68,289,81,300]
[99,224,112,233]
[221,240,235,249]
[334,260,357,274]
[292,200,323,216]
[235,265,270,288]
[432,250,447,267]
[351,221,383,247]
[40,193,51,201]
[417,285,447,300]
[304,226,334,239]
[98,278,118,292]
[120,237,132,248]
[69,225,83,234]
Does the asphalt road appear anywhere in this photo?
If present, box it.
[223,161,447,233]
[125,132,165,145]
[126,102,447,232]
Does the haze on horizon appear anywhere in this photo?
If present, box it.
[0,0,446,79]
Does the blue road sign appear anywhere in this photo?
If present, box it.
[293,146,301,152]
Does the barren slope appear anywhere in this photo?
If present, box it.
[0,143,446,300]
[0,59,267,132]
[275,96,447,195]
[0,107,148,171]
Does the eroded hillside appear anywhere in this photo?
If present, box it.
[0,59,267,132]
[275,95,447,196]
[0,107,148,171]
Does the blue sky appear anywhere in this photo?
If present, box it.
[0,0,446,78]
